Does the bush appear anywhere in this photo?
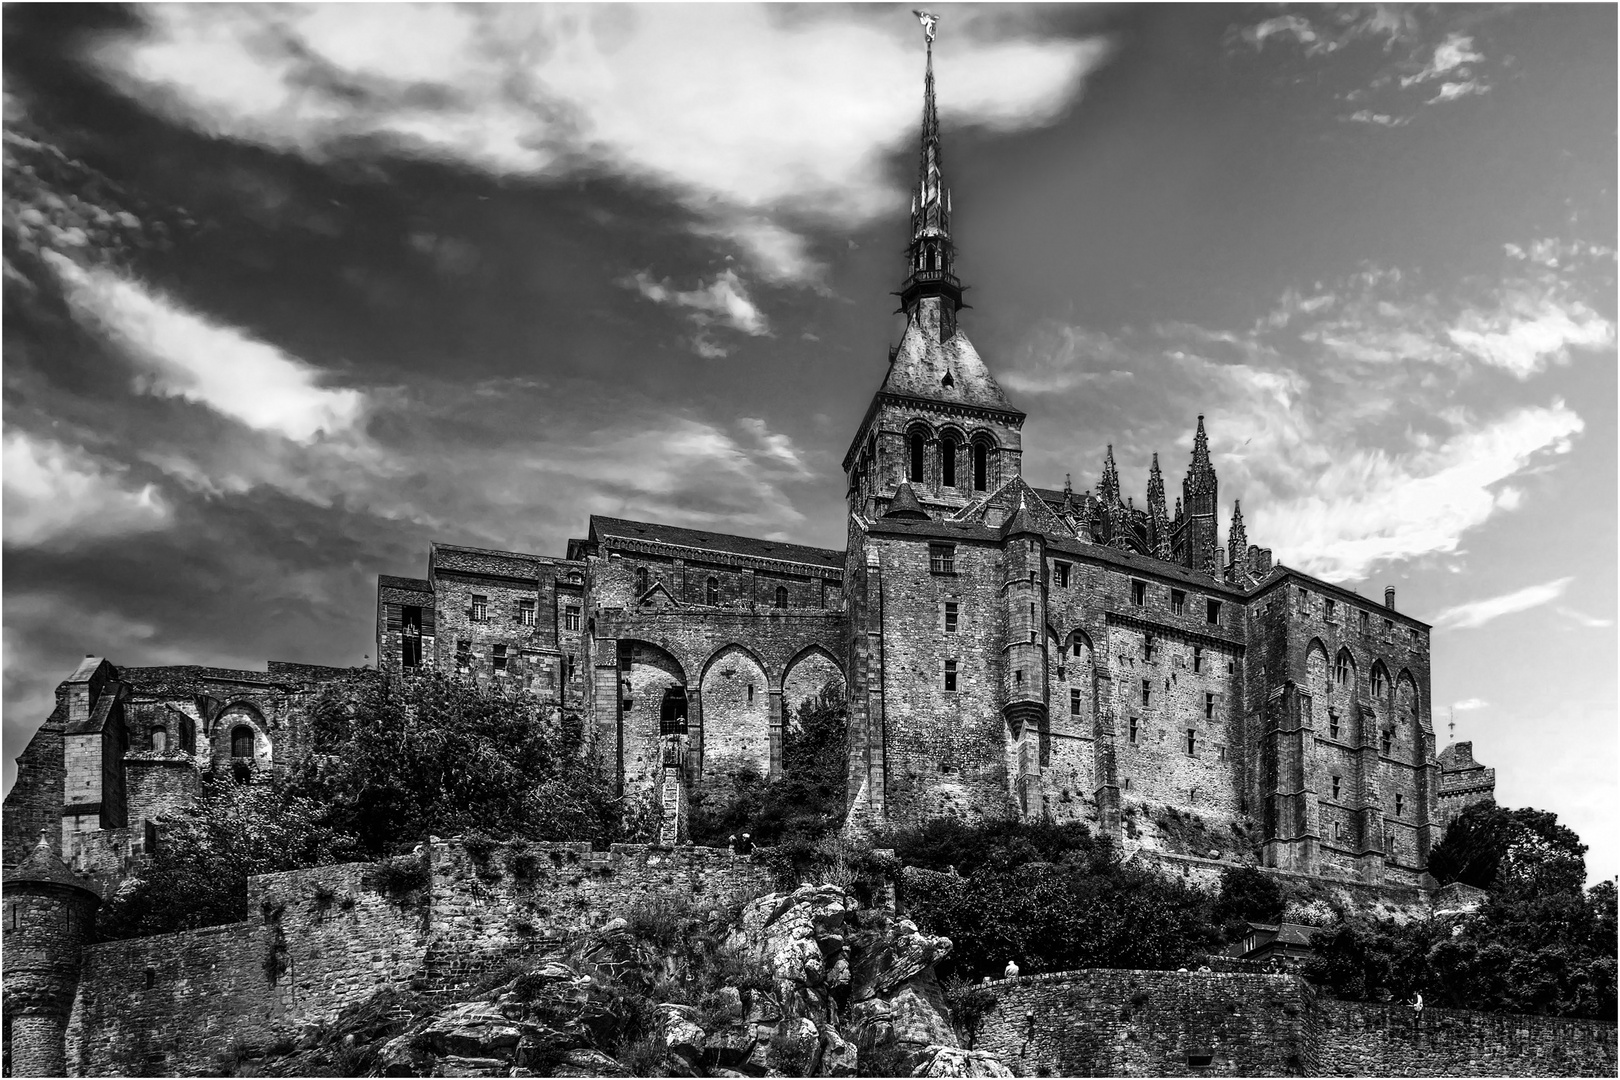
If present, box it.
[373,854,431,900]
[1213,865,1285,939]
[942,975,999,1048]
[888,816,1100,876]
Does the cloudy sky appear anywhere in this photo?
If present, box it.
[4,5,1614,881]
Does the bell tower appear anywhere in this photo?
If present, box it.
[841,12,1024,523]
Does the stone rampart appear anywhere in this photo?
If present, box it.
[64,839,775,1076]
[972,969,1617,1077]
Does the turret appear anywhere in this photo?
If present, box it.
[1226,500,1249,582]
[2,831,101,1077]
[1001,495,1049,807]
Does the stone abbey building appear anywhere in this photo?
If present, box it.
[5,36,1497,900]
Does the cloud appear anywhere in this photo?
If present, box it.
[2,431,171,547]
[1343,110,1409,128]
[1450,697,1489,712]
[1433,576,1573,630]
[86,5,1110,285]
[43,253,365,442]
[1401,32,1485,87]
[625,268,770,338]
[1445,293,1615,377]
[1555,606,1615,629]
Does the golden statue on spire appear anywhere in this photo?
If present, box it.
[913,10,940,44]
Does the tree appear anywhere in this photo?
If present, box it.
[1428,803,1588,895]
[98,775,355,939]
[1212,864,1284,939]
[290,669,625,857]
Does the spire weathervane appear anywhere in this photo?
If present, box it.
[899,8,964,336]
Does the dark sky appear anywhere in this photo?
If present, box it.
[4,4,1615,878]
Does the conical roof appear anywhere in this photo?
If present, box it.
[3,830,96,896]
[880,298,1019,413]
[883,482,931,519]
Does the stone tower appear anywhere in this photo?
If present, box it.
[1172,415,1220,574]
[2,831,101,1077]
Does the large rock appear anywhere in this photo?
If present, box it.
[767,1016,822,1076]
[819,1023,859,1076]
[909,1045,1014,1077]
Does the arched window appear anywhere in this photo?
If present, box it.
[706,577,720,606]
[231,725,255,759]
[635,566,648,595]
[941,435,957,487]
[150,727,168,753]
[774,585,788,609]
[908,430,925,483]
[973,441,989,491]
[1335,651,1352,686]
[1371,664,1387,697]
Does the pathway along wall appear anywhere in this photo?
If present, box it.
[62,840,773,1077]
[972,969,1617,1077]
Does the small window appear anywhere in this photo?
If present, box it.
[775,585,788,609]
[1171,589,1186,615]
[1070,689,1082,716]
[1055,562,1070,588]
[1186,729,1197,755]
[1141,679,1150,706]
[150,727,168,753]
[471,594,488,621]
[706,577,720,605]
[1015,669,1025,685]
[1206,599,1221,624]
[1383,618,1393,636]
[1334,820,1343,840]
[944,660,958,692]
[1132,580,1147,606]
[973,442,989,491]
[1360,610,1370,633]
[1143,633,1155,662]
[564,606,581,631]
[1335,653,1351,685]
[401,604,423,668]
[908,430,926,483]
[1129,716,1138,743]
[1298,587,1310,612]
[518,599,536,626]
[1124,777,1132,791]
[1331,775,1341,800]
[1192,646,1203,674]
[1325,598,1337,620]
[941,436,957,486]
[659,687,689,736]
[929,544,956,574]
[944,601,959,633]
[635,567,648,595]
[1205,692,1215,719]
[230,725,255,759]
[1329,713,1340,740]
[747,684,755,704]
[1382,730,1393,755]
[492,644,507,672]
[1395,794,1404,817]
[456,639,471,673]
[1371,667,1386,696]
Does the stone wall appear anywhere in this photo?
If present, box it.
[63,840,775,1076]
[972,969,1617,1077]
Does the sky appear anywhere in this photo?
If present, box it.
[3,4,1615,882]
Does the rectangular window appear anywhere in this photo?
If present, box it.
[1298,587,1310,612]
[518,599,536,626]
[564,606,581,631]
[1335,821,1343,841]
[944,601,959,633]
[455,639,471,673]
[1383,618,1393,636]
[944,660,958,692]
[1382,730,1393,755]
[1360,610,1370,633]
[1331,775,1341,800]
[1395,794,1404,817]
[1205,691,1215,719]
[492,644,507,672]
[401,605,423,669]
[1015,669,1025,685]
[1143,633,1155,662]
[1186,729,1197,755]
[1192,646,1203,674]
[1129,716,1138,743]
[1206,599,1222,624]
[1172,589,1186,614]
[930,544,956,575]
[1141,679,1151,706]
[1329,713,1340,740]
[1070,689,1082,716]
[471,594,488,622]
[1132,580,1147,606]
[1055,561,1070,588]
[1325,598,1337,621]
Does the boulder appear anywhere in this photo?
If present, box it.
[703,1026,758,1068]
[767,1016,822,1077]
[819,1023,859,1077]
[549,1047,632,1077]
[909,1045,1014,1077]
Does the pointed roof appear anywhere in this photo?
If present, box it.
[1147,453,1165,507]
[883,482,930,519]
[878,299,1019,413]
[3,830,97,897]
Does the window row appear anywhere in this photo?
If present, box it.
[1130,578,1223,624]
[905,427,997,491]
[1292,587,1423,647]
[463,594,543,626]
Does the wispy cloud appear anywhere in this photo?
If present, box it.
[43,253,365,442]
[2,431,171,547]
[1433,577,1573,630]
[1451,697,1489,712]
[1555,606,1615,630]
[87,5,1111,285]
[624,268,770,353]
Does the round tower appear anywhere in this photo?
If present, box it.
[1002,500,1049,816]
[3,831,101,1077]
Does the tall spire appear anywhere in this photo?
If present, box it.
[1228,500,1249,580]
[1099,444,1120,504]
[900,11,964,334]
[1147,453,1171,560]
[1190,414,1212,476]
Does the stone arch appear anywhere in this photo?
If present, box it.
[969,428,998,491]
[905,420,934,485]
[1061,628,1096,728]
[617,640,687,795]
[781,645,845,731]
[1305,639,1331,733]
[1393,670,1420,762]
[937,424,967,488]
[1370,660,1391,702]
[700,644,772,791]
[211,702,271,771]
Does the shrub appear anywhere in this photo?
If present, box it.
[373,854,431,900]
[942,975,998,1048]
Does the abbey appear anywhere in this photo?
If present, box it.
[5,39,1496,900]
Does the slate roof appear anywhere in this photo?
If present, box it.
[877,298,1021,415]
[884,483,930,519]
[3,831,97,895]
[589,517,844,571]
[378,574,433,594]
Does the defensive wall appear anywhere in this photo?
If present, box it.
[973,969,1617,1077]
[62,839,774,1077]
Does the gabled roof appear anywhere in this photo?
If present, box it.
[878,299,1020,415]
[949,477,1077,539]
[589,516,844,571]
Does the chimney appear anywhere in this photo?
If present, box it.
[1384,586,1396,610]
